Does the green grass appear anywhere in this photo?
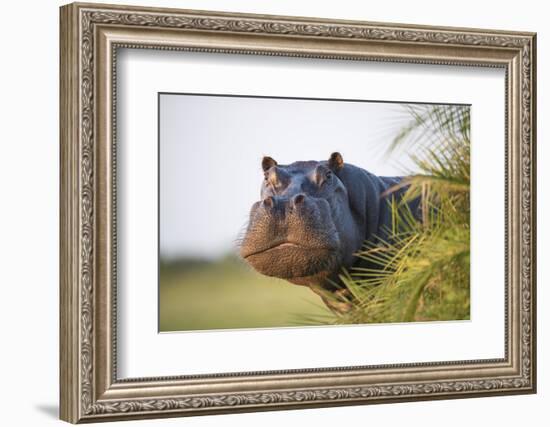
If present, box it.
[159,256,332,332]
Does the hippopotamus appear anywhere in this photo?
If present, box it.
[239,152,419,314]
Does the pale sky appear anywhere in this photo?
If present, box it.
[160,94,425,260]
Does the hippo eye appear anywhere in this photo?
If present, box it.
[315,168,332,186]
[321,170,332,185]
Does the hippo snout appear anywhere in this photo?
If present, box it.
[260,193,311,216]
[240,190,343,282]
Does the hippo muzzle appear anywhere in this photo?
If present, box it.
[240,192,343,281]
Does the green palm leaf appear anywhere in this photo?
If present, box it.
[322,104,471,325]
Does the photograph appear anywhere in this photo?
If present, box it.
[159,94,471,332]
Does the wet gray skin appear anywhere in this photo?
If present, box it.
[239,152,415,314]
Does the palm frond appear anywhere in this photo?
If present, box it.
[333,104,471,324]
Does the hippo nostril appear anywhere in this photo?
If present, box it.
[263,196,275,209]
[293,194,306,207]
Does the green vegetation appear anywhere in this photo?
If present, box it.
[159,255,329,332]
[323,104,471,325]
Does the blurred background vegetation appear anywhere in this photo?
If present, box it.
[159,256,330,332]
[159,104,470,332]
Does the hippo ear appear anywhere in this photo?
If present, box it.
[328,152,344,171]
[262,156,278,172]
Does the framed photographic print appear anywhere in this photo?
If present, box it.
[59,2,537,423]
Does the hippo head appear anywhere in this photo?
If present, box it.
[240,152,365,288]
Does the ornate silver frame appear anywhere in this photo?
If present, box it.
[60,2,537,423]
